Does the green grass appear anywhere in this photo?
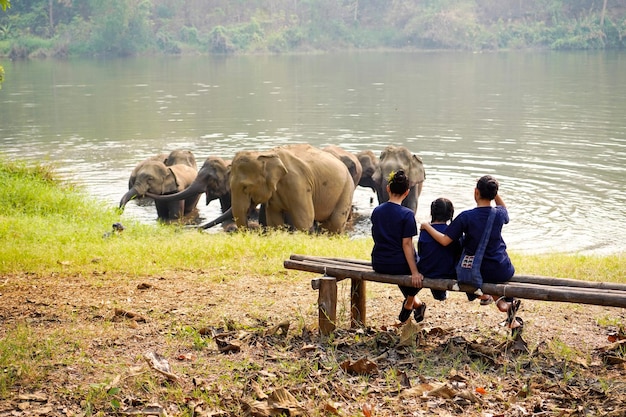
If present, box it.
[0,157,623,279]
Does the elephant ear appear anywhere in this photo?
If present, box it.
[408,154,426,187]
[259,154,288,192]
[371,164,383,185]
[165,167,180,192]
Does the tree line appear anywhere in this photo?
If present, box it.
[0,0,625,58]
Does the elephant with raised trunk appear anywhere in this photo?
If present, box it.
[146,156,234,227]
[119,160,199,221]
[370,145,425,213]
[229,144,354,233]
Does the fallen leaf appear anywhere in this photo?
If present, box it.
[398,321,419,347]
[265,320,290,336]
[340,357,378,375]
[113,308,146,323]
[214,335,241,354]
[144,351,181,383]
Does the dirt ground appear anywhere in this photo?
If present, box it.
[1,269,625,417]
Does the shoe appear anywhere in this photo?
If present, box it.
[398,300,412,323]
[479,295,494,306]
[413,303,426,323]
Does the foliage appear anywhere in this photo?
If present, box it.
[86,0,153,56]
[0,0,625,56]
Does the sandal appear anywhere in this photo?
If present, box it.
[510,316,524,337]
[505,299,521,328]
[398,300,412,323]
[413,303,427,323]
[479,295,494,306]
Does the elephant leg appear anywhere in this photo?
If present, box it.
[319,208,350,233]
[155,201,170,220]
[184,195,201,215]
[403,187,418,213]
[166,200,185,219]
[319,187,353,233]
[264,206,286,228]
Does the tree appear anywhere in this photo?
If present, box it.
[0,0,7,88]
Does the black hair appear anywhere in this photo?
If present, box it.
[387,169,410,195]
[476,175,499,200]
[430,198,454,222]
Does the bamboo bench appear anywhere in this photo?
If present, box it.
[284,254,626,335]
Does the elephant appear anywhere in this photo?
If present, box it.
[145,156,234,227]
[370,145,425,213]
[228,144,355,233]
[165,149,197,170]
[323,145,363,188]
[128,153,168,190]
[128,149,196,190]
[356,150,379,191]
[119,160,199,221]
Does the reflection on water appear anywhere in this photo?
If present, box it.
[1,52,625,255]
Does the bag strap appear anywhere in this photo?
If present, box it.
[472,207,496,270]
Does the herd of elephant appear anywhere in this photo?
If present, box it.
[119,144,426,234]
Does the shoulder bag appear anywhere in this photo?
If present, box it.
[454,207,496,296]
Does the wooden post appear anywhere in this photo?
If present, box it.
[312,277,337,336]
[350,278,366,328]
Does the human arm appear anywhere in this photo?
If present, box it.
[494,194,506,208]
[402,237,423,288]
[419,222,454,246]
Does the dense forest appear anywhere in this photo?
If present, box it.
[0,0,625,58]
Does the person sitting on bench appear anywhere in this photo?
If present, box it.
[420,175,521,330]
[417,198,461,303]
[371,170,425,324]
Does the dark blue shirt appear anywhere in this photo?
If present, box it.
[371,202,418,275]
[417,223,461,279]
[444,205,514,282]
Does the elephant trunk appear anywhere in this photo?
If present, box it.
[199,207,233,229]
[119,188,140,210]
[145,181,205,203]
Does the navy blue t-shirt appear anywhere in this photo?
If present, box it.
[444,205,514,282]
[371,202,418,275]
[417,223,461,279]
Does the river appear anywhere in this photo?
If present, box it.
[1,51,625,254]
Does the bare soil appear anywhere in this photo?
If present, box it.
[1,269,625,417]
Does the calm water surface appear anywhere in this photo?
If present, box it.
[1,51,625,255]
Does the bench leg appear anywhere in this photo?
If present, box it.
[351,278,366,328]
[316,277,337,336]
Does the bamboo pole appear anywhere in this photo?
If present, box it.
[284,258,626,309]
[289,254,626,292]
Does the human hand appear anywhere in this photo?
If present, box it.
[411,272,424,288]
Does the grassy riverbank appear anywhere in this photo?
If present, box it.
[1,159,623,280]
[1,159,624,416]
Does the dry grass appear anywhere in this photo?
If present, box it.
[1,262,625,416]
[1,160,625,416]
